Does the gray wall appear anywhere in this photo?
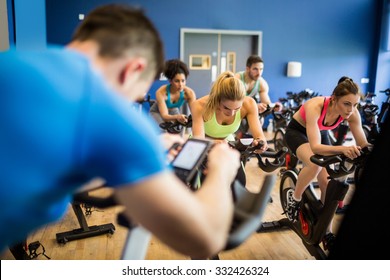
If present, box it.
[0,0,10,51]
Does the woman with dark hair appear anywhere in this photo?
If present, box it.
[149,59,196,130]
[284,76,371,247]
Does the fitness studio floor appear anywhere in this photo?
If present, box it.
[0,131,356,260]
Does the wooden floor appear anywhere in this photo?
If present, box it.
[0,132,355,260]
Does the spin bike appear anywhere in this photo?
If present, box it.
[55,140,286,260]
[258,148,370,259]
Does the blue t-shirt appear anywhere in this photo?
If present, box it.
[0,47,168,250]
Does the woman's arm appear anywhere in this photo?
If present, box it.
[190,97,206,138]
[306,98,363,158]
[184,86,197,116]
[243,97,267,151]
[184,86,197,105]
[347,107,371,147]
[155,85,173,121]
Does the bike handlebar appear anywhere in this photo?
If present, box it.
[310,147,371,178]
[259,104,273,117]
[379,88,390,95]
[228,139,288,172]
[255,147,288,173]
[256,103,283,118]
[159,115,192,133]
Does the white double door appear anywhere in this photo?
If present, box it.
[180,28,262,98]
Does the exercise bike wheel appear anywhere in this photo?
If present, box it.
[274,128,298,170]
[273,128,285,152]
[279,170,298,213]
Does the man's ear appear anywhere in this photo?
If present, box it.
[119,57,147,85]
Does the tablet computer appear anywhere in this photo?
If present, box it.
[171,138,212,184]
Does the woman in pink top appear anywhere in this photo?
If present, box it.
[284,77,371,243]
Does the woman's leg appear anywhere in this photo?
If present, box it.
[284,143,322,221]
[293,143,322,200]
[149,103,165,126]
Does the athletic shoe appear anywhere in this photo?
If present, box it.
[284,189,301,222]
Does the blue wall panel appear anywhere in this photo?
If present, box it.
[35,0,385,102]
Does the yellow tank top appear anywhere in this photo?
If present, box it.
[204,111,242,141]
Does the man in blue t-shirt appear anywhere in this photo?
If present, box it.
[0,4,240,259]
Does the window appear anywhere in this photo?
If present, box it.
[189,55,211,70]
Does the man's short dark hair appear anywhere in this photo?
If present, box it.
[246,55,264,67]
[72,4,164,80]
